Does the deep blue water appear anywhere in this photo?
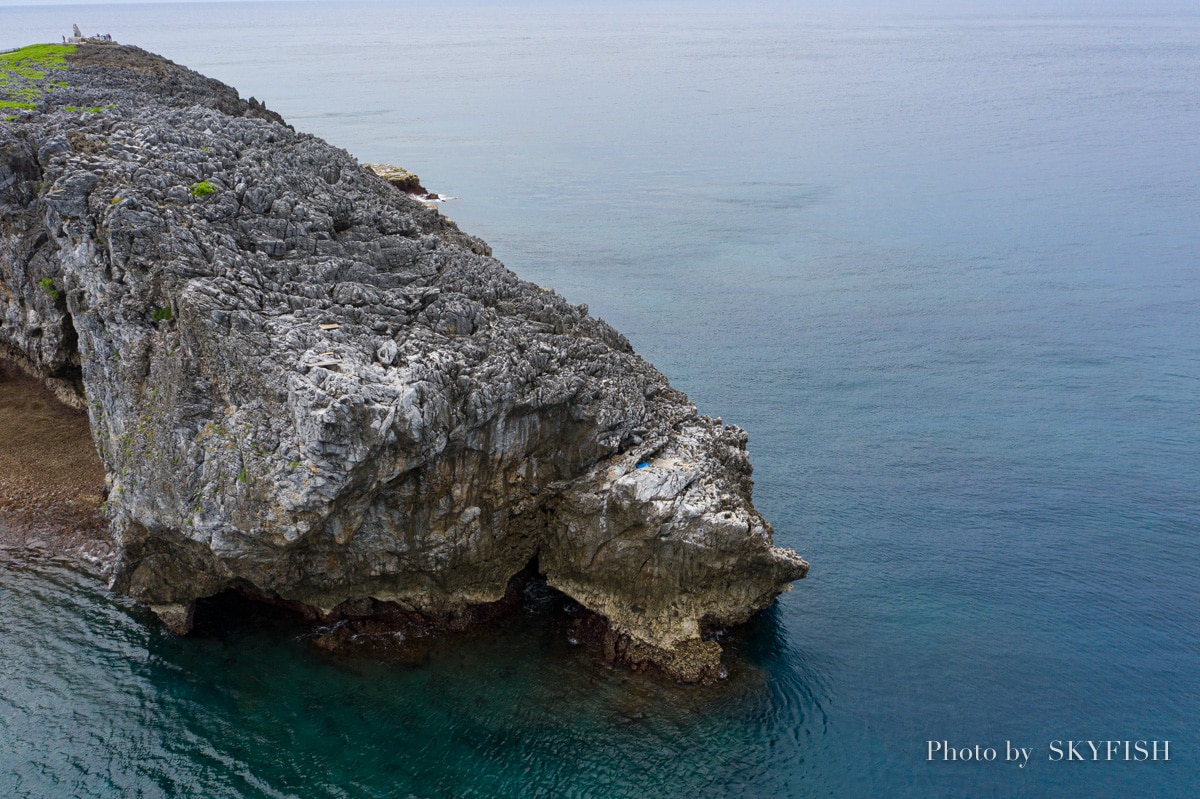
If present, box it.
[2,2,1198,796]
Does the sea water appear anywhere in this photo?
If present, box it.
[1,2,1198,796]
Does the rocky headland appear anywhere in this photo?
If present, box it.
[0,42,808,682]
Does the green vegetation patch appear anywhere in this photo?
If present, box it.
[152,306,173,322]
[38,277,60,300]
[0,44,75,80]
[190,180,217,198]
[0,44,75,112]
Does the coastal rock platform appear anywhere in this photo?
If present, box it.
[0,42,808,682]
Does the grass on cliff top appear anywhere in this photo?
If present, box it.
[0,44,75,113]
[0,44,75,81]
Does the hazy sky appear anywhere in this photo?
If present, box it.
[0,0,299,6]
[0,0,1194,13]
[1,0,1194,6]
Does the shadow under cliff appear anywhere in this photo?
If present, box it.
[187,560,816,697]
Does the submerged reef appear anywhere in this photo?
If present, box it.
[0,42,807,682]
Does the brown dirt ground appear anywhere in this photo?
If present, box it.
[0,359,114,565]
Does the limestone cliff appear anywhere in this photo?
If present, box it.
[0,42,807,681]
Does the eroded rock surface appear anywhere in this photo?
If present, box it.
[0,42,807,681]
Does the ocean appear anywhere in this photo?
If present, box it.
[1,1,1198,796]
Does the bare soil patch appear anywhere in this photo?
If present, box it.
[0,359,113,566]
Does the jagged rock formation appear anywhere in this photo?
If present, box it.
[0,42,807,681]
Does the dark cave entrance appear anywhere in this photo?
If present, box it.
[187,558,601,667]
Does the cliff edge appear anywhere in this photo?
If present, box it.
[0,43,808,682]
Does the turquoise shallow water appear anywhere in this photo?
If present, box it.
[2,2,1199,796]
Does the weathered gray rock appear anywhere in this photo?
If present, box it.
[0,43,807,681]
